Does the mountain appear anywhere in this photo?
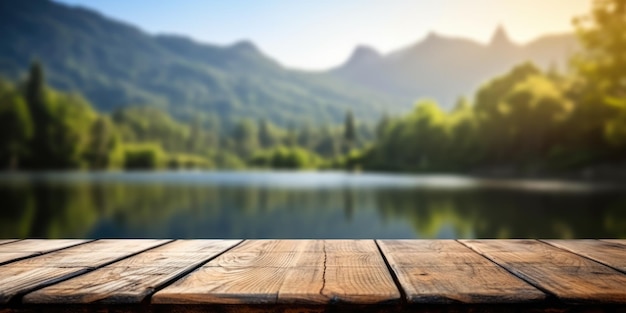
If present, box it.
[0,0,580,124]
[331,26,579,108]
[0,0,402,126]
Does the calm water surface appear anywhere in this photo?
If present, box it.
[0,171,625,239]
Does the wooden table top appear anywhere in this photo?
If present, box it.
[0,239,625,312]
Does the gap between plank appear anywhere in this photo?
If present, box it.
[374,240,407,305]
[141,239,246,305]
[0,239,97,267]
[0,239,22,246]
[455,239,557,302]
[538,239,626,275]
[10,239,176,305]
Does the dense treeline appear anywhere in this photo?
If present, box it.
[364,0,626,174]
[0,64,372,170]
[0,64,122,170]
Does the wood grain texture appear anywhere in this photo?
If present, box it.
[278,240,399,305]
[0,239,20,246]
[0,239,168,303]
[1,239,625,311]
[153,240,301,305]
[0,240,88,265]
[601,239,626,246]
[22,240,241,304]
[461,239,626,304]
[544,240,626,273]
[377,240,545,304]
[152,240,400,305]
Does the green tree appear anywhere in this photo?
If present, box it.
[232,119,258,158]
[474,63,542,163]
[0,88,33,169]
[187,117,204,153]
[366,100,450,171]
[574,0,626,100]
[572,0,626,154]
[85,116,124,169]
[343,110,357,152]
[297,123,317,150]
[250,146,320,169]
[23,61,51,168]
[123,143,166,169]
[19,62,99,169]
[258,118,278,148]
[375,113,392,141]
[500,75,572,162]
[45,92,98,168]
[314,126,340,157]
[24,62,47,123]
[448,98,482,169]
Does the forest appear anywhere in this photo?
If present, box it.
[0,63,372,170]
[366,0,626,174]
[0,0,624,174]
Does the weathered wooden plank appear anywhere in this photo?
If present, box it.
[205,240,317,269]
[601,239,626,246]
[377,240,545,304]
[152,240,400,305]
[0,240,88,265]
[544,240,626,273]
[461,239,626,304]
[152,240,300,305]
[0,239,20,246]
[22,240,241,304]
[277,240,400,305]
[0,239,168,303]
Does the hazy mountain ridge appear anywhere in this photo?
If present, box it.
[0,0,400,126]
[0,0,579,124]
[331,26,578,108]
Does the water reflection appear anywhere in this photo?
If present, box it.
[0,172,624,239]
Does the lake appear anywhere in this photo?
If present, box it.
[0,171,624,239]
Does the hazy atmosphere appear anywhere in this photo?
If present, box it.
[54,0,592,69]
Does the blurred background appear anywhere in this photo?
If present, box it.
[0,0,624,239]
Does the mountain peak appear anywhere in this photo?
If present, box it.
[345,45,381,66]
[230,40,258,53]
[425,31,441,40]
[353,45,380,59]
[490,24,513,47]
[422,31,446,44]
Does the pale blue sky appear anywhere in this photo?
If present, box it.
[54,0,592,70]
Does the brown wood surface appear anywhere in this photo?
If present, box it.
[22,240,241,304]
[544,239,626,273]
[461,239,626,304]
[152,240,400,305]
[0,239,624,311]
[377,240,545,304]
[278,240,400,304]
[0,239,168,303]
[0,239,88,265]
[601,239,626,246]
[0,239,20,246]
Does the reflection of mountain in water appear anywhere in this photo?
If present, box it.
[0,173,625,239]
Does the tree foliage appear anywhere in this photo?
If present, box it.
[0,84,33,169]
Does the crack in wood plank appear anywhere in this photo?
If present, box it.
[318,240,327,297]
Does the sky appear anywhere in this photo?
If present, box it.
[55,0,592,70]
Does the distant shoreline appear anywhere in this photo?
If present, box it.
[0,167,625,185]
[468,164,626,183]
